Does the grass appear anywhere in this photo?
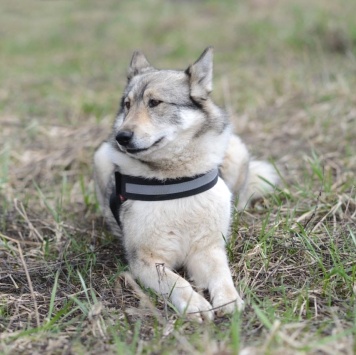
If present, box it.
[0,0,355,353]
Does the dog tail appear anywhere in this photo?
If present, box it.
[238,160,279,208]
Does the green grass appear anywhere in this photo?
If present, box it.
[1,0,355,353]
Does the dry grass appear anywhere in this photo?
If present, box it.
[0,0,355,354]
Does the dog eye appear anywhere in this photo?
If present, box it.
[148,99,162,108]
[125,101,130,110]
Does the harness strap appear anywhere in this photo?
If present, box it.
[109,168,219,225]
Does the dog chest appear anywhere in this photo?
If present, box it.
[120,177,232,249]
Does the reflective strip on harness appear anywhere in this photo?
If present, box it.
[124,169,218,196]
[109,168,219,225]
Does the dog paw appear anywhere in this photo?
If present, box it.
[175,291,214,322]
[212,287,244,317]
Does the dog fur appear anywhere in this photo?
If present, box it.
[93,47,278,321]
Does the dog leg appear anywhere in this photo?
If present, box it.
[129,258,214,322]
[93,141,115,208]
[220,134,249,197]
[186,246,244,317]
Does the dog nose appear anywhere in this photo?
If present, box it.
[116,131,133,146]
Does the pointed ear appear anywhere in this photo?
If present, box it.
[186,47,213,101]
[127,51,153,80]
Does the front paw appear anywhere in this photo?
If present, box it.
[212,287,244,317]
[175,291,214,322]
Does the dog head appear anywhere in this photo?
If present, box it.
[112,47,228,160]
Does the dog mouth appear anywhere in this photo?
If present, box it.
[125,137,164,154]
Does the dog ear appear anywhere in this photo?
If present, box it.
[186,47,213,101]
[127,51,153,80]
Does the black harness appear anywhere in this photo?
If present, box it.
[109,168,219,226]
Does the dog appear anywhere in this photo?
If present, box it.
[93,47,278,321]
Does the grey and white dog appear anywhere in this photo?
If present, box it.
[94,47,278,321]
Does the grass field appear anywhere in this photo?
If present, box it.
[0,0,355,353]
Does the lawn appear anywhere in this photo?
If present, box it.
[0,0,355,353]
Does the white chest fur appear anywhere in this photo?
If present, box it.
[120,177,232,268]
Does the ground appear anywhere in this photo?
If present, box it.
[0,0,355,354]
